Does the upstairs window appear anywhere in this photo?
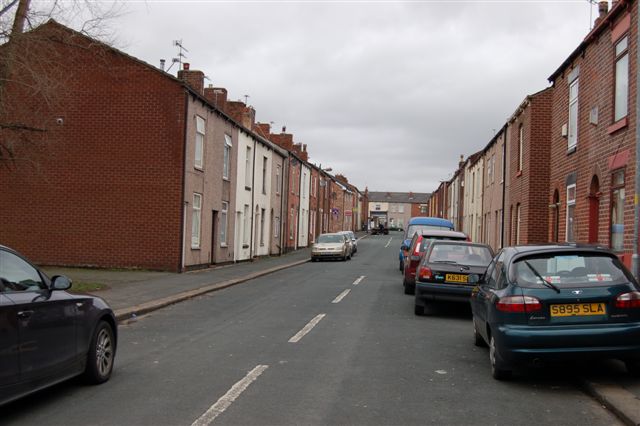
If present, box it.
[262,156,268,195]
[223,135,232,180]
[518,124,524,172]
[568,78,579,150]
[276,165,282,195]
[195,116,205,169]
[614,36,629,122]
[245,146,252,188]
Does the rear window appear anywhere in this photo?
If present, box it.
[427,243,493,266]
[406,224,453,239]
[512,253,632,288]
[317,235,343,243]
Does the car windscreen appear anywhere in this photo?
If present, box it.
[419,236,466,252]
[512,253,632,288]
[406,224,453,240]
[317,235,343,244]
[427,243,493,266]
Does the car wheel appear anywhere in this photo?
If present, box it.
[625,359,640,377]
[489,335,511,380]
[473,318,486,347]
[84,320,115,384]
[399,260,404,272]
[414,304,424,316]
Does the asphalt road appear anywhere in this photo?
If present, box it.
[1,232,621,425]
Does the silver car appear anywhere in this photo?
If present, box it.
[338,230,357,255]
[311,233,352,261]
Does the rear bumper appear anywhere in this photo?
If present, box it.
[311,252,344,259]
[494,322,640,364]
[415,282,472,305]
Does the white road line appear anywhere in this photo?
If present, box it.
[385,237,393,248]
[332,289,351,304]
[191,364,268,426]
[288,313,326,343]
[352,275,366,286]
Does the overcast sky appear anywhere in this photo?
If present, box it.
[108,1,596,192]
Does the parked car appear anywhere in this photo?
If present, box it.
[399,217,454,272]
[338,230,358,254]
[470,244,640,380]
[402,230,469,295]
[414,240,493,315]
[311,233,352,261]
[0,245,117,407]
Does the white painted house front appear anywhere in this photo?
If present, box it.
[297,163,311,248]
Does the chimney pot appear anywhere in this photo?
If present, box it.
[282,126,286,133]
[183,63,190,70]
[598,0,608,17]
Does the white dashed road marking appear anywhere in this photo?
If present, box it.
[332,289,351,304]
[385,237,393,248]
[191,365,268,426]
[352,276,366,286]
[288,314,326,343]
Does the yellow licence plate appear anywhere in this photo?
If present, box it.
[550,303,606,317]
[445,274,468,283]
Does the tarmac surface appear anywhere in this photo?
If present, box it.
[40,236,640,426]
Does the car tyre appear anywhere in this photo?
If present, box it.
[403,280,414,295]
[625,359,640,377]
[489,335,511,380]
[399,260,404,272]
[84,320,115,384]
[473,318,487,347]
[414,304,424,316]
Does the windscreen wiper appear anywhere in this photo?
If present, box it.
[432,260,470,270]
[524,260,560,293]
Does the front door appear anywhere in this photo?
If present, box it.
[0,250,77,383]
[0,294,19,403]
[211,210,218,265]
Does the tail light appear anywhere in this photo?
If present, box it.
[615,292,640,309]
[413,236,423,256]
[418,266,433,280]
[496,295,542,313]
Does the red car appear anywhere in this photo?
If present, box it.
[402,230,469,295]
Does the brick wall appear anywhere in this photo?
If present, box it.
[0,22,186,270]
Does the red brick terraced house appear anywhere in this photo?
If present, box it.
[503,88,554,246]
[547,0,637,267]
[0,21,251,271]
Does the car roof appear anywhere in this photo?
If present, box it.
[418,230,467,238]
[508,243,613,255]
[407,217,454,227]
[429,240,490,248]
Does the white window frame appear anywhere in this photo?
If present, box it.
[262,156,268,195]
[195,116,205,170]
[191,193,202,248]
[260,208,266,246]
[245,146,252,188]
[220,201,228,246]
[518,124,524,172]
[568,78,579,150]
[614,36,629,122]
[274,216,280,239]
[276,165,282,195]
[566,184,576,242]
[223,135,232,180]
[243,204,250,246]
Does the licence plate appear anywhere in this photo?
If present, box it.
[445,274,468,283]
[550,303,606,317]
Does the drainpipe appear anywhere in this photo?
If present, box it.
[501,125,507,249]
[296,164,303,249]
[179,92,189,272]
[249,137,257,259]
[633,0,640,280]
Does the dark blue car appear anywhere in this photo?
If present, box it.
[399,217,454,272]
[470,244,640,380]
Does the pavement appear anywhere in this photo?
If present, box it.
[40,234,640,426]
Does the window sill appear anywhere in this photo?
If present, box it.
[607,117,628,135]
[220,243,228,248]
[223,177,230,182]
[242,244,249,249]
[194,167,204,172]
[245,186,252,191]
[516,170,522,177]
[567,146,577,155]
[191,246,201,250]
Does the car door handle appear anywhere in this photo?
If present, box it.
[17,310,34,319]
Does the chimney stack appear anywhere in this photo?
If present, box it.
[204,86,228,111]
[177,63,205,95]
[594,1,608,26]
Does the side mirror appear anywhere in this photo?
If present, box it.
[51,275,72,291]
